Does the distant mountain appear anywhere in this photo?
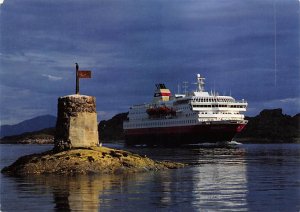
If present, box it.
[0,127,55,144]
[0,115,57,138]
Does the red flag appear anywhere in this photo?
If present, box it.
[78,70,91,78]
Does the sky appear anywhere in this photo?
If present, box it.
[0,0,299,125]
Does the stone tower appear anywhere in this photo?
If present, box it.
[54,94,99,151]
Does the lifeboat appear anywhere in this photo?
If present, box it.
[146,106,176,117]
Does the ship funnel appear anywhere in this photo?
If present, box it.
[153,83,171,103]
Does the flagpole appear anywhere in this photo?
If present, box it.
[75,63,79,94]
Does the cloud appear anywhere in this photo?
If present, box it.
[0,0,299,124]
[279,98,300,104]
[42,74,63,81]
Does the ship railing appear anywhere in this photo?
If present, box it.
[198,117,244,121]
[131,103,151,108]
[235,99,247,104]
[191,104,247,109]
[147,116,176,120]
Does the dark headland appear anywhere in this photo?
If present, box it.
[235,108,299,143]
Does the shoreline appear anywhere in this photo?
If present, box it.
[1,139,299,145]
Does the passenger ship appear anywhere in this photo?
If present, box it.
[123,74,248,146]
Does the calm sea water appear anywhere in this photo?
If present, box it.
[1,143,300,211]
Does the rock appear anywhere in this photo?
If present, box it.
[1,147,185,176]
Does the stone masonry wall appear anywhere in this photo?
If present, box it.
[54,95,99,151]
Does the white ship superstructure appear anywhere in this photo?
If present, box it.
[123,74,248,146]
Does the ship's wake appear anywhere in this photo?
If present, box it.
[186,141,242,148]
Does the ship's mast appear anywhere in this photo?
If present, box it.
[182,81,189,95]
[196,74,205,92]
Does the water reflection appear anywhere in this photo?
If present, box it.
[11,175,114,211]
[1,144,299,211]
[245,144,300,211]
[188,148,248,211]
[8,171,194,211]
